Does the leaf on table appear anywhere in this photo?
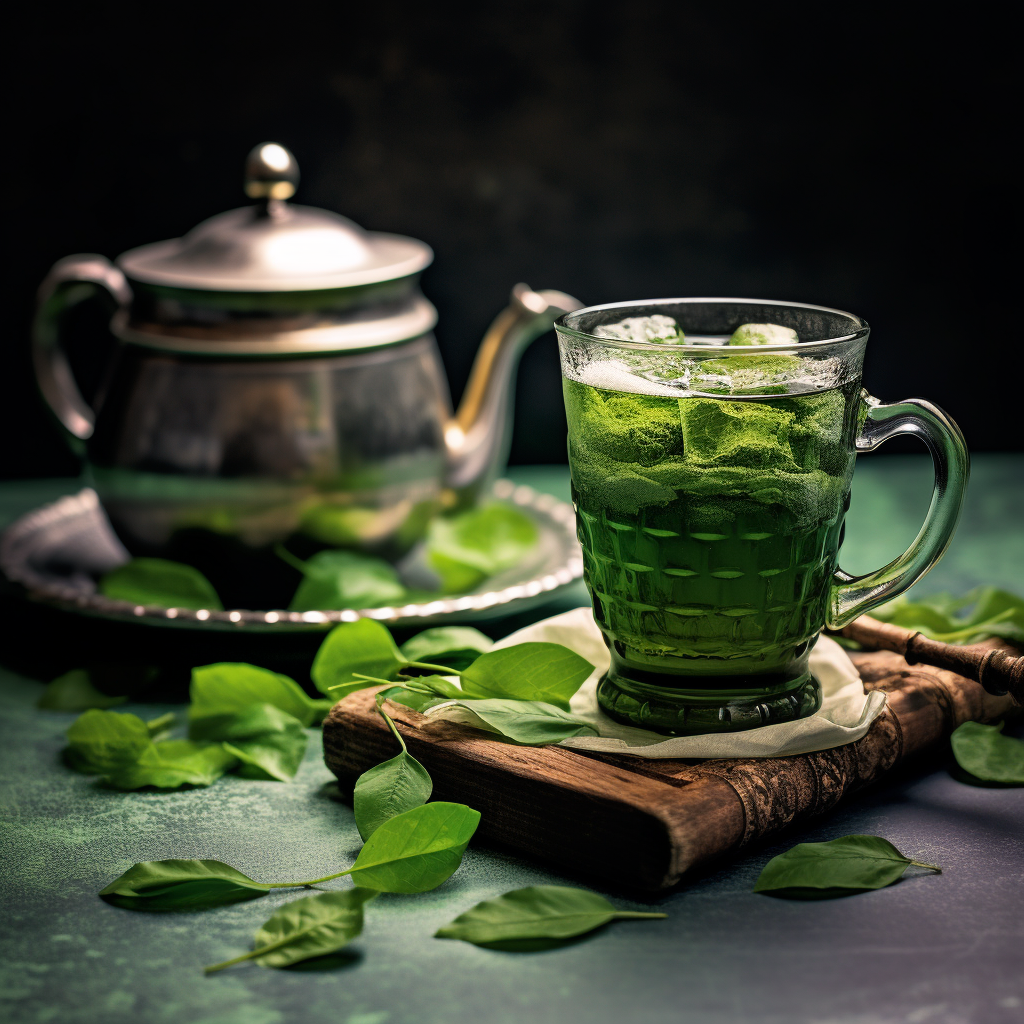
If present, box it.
[285,549,408,612]
[399,627,494,670]
[190,663,320,726]
[435,885,666,946]
[753,835,941,897]
[311,619,404,696]
[950,721,1024,784]
[459,643,594,709]
[425,503,539,593]
[38,670,128,711]
[190,704,308,782]
[65,709,153,774]
[206,888,377,972]
[99,558,223,611]
[100,858,270,909]
[353,748,433,841]
[347,802,481,893]
[871,587,1024,645]
[104,740,237,790]
[423,698,598,745]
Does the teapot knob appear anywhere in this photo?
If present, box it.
[244,142,300,201]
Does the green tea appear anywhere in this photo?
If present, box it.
[564,360,861,733]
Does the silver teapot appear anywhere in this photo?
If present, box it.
[33,143,580,606]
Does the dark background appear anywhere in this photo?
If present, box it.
[5,2,1014,480]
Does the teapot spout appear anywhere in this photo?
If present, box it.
[445,283,581,507]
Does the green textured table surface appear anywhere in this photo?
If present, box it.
[2,457,1022,1024]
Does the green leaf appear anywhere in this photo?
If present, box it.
[951,722,1024,784]
[100,859,270,909]
[99,558,223,610]
[311,619,404,696]
[38,670,127,711]
[205,888,377,973]
[105,740,237,790]
[426,503,538,593]
[286,549,408,611]
[460,643,594,710]
[425,698,599,745]
[375,685,449,713]
[753,835,941,897]
[353,712,433,840]
[65,709,153,774]
[399,627,494,670]
[435,885,666,945]
[190,704,308,782]
[347,802,481,893]
[872,587,1024,645]
[190,662,319,726]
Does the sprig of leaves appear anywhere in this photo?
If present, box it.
[871,587,1024,645]
[753,835,941,898]
[950,722,1024,784]
[436,886,665,948]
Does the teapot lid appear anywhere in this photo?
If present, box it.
[117,143,433,292]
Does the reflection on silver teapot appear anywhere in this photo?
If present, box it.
[33,143,580,606]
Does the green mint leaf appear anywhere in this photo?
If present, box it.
[105,740,237,790]
[426,698,598,745]
[286,549,408,612]
[460,643,594,709]
[435,885,666,946]
[100,859,270,909]
[65,709,153,774]
[753,835,940,897]
[951,722,1024,784]
[347,802,481,893]
[205,888,377,973]
[353,749,433,840]
[426,503,539,593]
[872,587,1024,645]
[399,627,494,670]
[38,670,127,711]
[190,663,319,726]
[190,704,308,782]
[311,619,404,696]
[99,558,223,610]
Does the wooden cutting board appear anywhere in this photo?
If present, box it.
[322,641,1019,891]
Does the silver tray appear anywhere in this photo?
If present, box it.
[0,481,583,632]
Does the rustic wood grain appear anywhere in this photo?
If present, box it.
[322,642,1020,891]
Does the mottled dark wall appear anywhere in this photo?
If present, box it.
[5,2,1011,478]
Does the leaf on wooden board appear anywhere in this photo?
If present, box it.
[753,835,941,897]
[190,663,319,726]
[311,619,404,696]
[872,587,1024,645]
[423,698,599,745]
[99,558,223,610]
[459,643,594,709]
[950,721,1024,784]
[100,859,270,909]
[347,802,481,893]
[435,886,666,946]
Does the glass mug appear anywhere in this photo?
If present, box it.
[555,299,969,735]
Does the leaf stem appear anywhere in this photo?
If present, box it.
[257,868,354,889]
[273,543,307,574]
[145,712,176,737]
[404,661,462,676]
[378,708,407,753]
[204,933,295,974]
[908,860,942,873]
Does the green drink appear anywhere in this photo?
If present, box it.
[556,300,969,735]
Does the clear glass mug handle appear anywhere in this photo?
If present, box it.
[828,392,970,629]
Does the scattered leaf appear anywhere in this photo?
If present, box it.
[399,627,494,671]
[754,835,940,897]
[100,859,270,909]
[950,721,1024,784]
[38,670,127,711]
[105,740,237,790]
[347,802,481,893]
[190,663,319,726]
[460,643,594,709]
[423,698,598,745]
[65,709,152,774]
[436,886,666,945]
[205,888,378,973]
[99,558,223,610]
[190,704,308,782]
[311,620,404,696]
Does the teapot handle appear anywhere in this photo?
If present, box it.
[32,254,132,442]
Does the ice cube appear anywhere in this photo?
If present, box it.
[593,314,683,344]
[728,323,799,346]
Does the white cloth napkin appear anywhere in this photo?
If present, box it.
[425,606,887,759]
